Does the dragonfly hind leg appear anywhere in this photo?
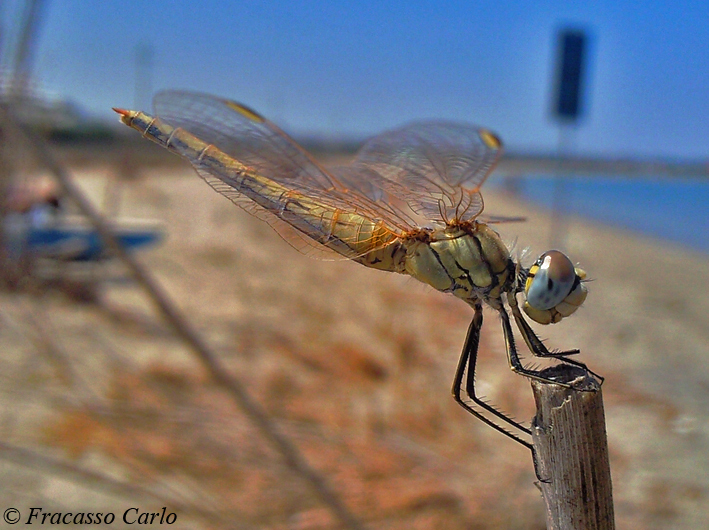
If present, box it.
[452,302,532,450]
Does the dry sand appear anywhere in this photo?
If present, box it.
[0,163,707,529]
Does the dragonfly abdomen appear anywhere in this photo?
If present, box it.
[282,202,401,260]
[117,109,403,262]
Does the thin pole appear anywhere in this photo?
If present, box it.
[550,123,576,251]
[10,0,45,99]
[133,43,154,112]
[531,365,615,530]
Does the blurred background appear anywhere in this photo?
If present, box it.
[0,1,707,528]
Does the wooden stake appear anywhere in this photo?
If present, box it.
[531,365,615,530]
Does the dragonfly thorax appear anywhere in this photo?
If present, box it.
[400,222,514,305]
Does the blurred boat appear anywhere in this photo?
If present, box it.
[26,216,162,261]
[4,209,163,262]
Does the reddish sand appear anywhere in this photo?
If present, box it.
[0,164,707,529]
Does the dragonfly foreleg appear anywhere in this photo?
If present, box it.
[503,292,604,385]
[506,291,579,357]
[452,302,532,450]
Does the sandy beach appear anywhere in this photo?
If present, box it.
[0,163,707,529]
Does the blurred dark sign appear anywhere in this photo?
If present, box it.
[553,29,588,121]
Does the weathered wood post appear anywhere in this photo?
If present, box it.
[531,365,615,530]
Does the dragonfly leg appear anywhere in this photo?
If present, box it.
[452,302,532,450]
[503,293,604,385]
[507,292,580,357]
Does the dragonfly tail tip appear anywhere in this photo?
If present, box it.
[112,107,135,126]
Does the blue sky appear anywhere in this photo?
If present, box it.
[3,0,709,159]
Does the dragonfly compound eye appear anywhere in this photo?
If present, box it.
[523,250,587,324]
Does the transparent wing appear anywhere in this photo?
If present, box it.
[155,90,339,195]
[153,91,413,234]
[150,91,504,257]
[344,121,503,225]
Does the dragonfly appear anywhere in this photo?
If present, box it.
[114,90,597,451]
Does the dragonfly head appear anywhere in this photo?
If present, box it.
[523,250,588,325]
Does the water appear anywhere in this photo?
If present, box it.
[491,175,709,254]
